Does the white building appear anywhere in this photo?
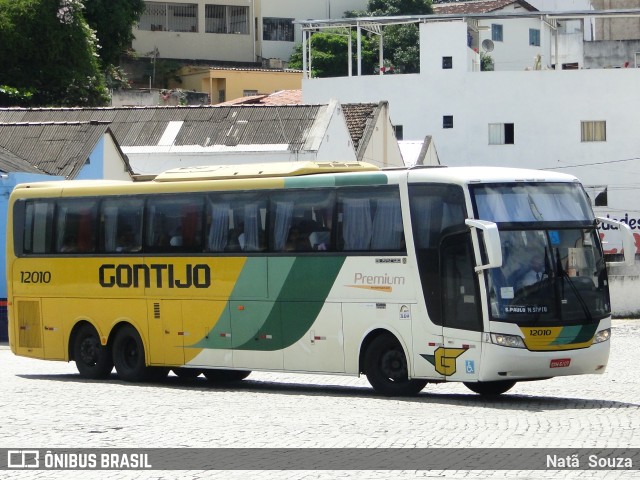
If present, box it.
[299,11,640,314]
[132,0,368,65]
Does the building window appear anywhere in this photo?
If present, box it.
[139,2,198,33]
[263,18,294,42]
[443,116,454,129]
[204,4,249,34]
[529,28,540,46]
[218,90,226,103]
[488,123,514,144]
[442,56,453,69]
[491,24,503,42]
[393,125,403,140]
[581,121,606,142]
[243,90,258,96]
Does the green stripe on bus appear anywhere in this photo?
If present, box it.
[549,324,598,345]
[234,256,346,351]
[284,173,388,189]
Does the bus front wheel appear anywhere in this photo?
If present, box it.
[112,325,167,382]
[364,334,427,396]
[464,380,516,396]
[73,324,113,379]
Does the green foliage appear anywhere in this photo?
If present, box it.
[368,0,432,74]
[83,0,145,67]
[0,85,34,107]
[289,31,376,78]
[368,0,433,16]
[0,0,109,106]
[480,52,494,71]
[294,0,432,76]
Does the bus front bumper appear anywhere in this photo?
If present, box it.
[478,339,610,382]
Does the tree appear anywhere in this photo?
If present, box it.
[0,0,109,106]
[82,0,145,67]
[289,31,376,78]
[367,0,432,74]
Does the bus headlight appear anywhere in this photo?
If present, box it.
[490,333,526,349]
[593,328,611,344]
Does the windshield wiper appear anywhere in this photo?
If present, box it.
[554,247,593,323]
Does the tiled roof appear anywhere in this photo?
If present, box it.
[432,0,538,14]
[217,90,303,106]
[0,121,113,178]
[342,103,379,153]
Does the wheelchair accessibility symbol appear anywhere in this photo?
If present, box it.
[465,360,475,374]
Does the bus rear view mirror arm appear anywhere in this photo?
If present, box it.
[596,216,636,267]
[465,219,503,271]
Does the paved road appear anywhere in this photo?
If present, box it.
[1,320,639,480]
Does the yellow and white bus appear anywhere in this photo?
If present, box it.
[6,162,634,396]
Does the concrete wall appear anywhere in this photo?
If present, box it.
[132,0,368,64]
[133,0,256,63]
[592,0,640,40]
[584,40,640,68]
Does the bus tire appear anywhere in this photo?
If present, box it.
[203,369,251,382]
[112,325,153,382]
[464,380,516,396]
[364,334,427,396]
[173,368,202,379]
[73,324,113,379]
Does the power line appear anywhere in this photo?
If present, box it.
[541,156,640,170]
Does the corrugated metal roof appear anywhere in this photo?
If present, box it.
[0,145,42,173]
[0,122,110,178]
[0,104,384,169]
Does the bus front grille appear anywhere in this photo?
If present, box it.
[17,300,41,348]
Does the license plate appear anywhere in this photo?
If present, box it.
[550,358,571,368]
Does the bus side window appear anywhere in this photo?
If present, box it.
[22,201,55,254]
[337,187,404,252]
[146,196,204,253]
[270,190,334,252]
[55,199,98,254]
[206,193,267,253]
[101,198,144,253]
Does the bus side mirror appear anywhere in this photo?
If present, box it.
[465,219,503,271]
[597,216,636,267]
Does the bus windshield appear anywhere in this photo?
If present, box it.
[470,183,609,325]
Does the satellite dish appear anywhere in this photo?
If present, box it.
[481,39,495,52]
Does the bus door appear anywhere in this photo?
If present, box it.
[147,299,233,368]
[439,231,482,382]
[147,300,185,367]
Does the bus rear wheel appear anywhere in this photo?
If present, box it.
[203,369,251,382]
[112,325,165,382]
[464,380,517,396]
[73,324,113,379]
[364,334,427,396]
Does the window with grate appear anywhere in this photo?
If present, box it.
[205,5,249,34]
[139,2,197,32]
[263,18,294,41]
